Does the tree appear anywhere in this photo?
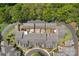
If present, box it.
[0,4,15,23]
[56,4,75,22]
[0,7,6,23]
[41,4,54,22]
[10,4,23,23]
[0,3,79,24]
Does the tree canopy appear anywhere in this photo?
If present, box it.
[0,3,79,24]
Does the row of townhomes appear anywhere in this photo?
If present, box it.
[0,20,78,56]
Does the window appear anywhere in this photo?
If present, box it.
[26,28,30,33]
[35,29,40,33]
[29,29,34,33]
[46,28,51,33]
[21,27,26,31]
[41,29,45,34]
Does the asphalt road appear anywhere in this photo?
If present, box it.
[61,22,78,56]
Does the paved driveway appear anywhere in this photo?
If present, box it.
[61,22,78,56]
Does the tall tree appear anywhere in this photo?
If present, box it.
[10,4,23,23]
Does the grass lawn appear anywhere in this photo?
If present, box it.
[59,26,72,45]
[0,23,8,32]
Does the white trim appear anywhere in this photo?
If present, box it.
[25,48,50,56]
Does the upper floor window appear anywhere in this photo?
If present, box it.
[35,29,40,34]
[41,29,45,34]
[46,28,51,33]
[29,29,34,33]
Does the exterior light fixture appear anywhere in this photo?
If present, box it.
[24,31,28,35]
[54,29,57,33]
